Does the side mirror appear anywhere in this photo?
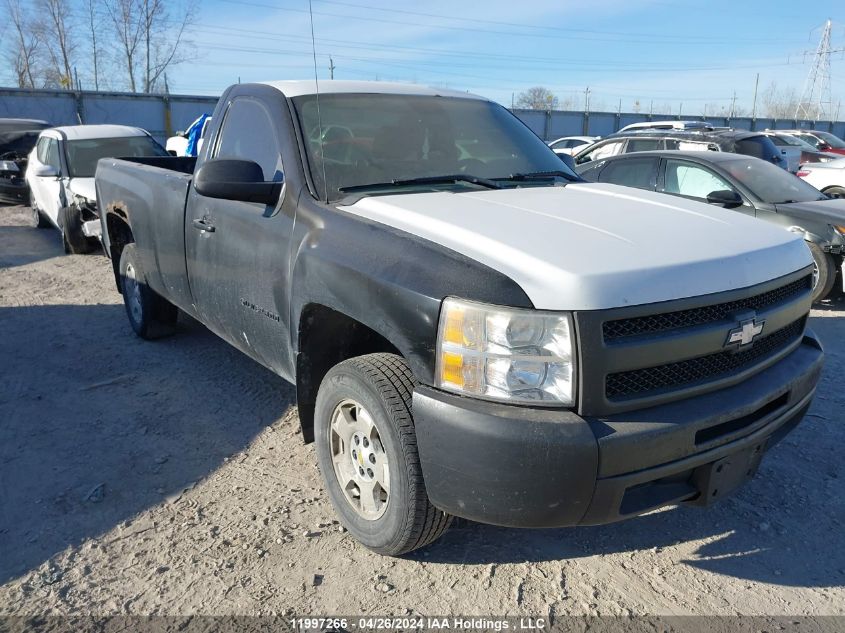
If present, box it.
[31,164,59,178]
[706,189,743,208]
[557,153,577,172]
[194,158,282,205]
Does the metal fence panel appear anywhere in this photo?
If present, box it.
[3,87,845,146]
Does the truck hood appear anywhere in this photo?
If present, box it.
[67,177,96,202]
[338,183,812,311]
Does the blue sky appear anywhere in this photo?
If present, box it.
[6,0,845,115]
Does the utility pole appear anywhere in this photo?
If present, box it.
[679,102,683,117]
[328,56,336,79]
[751,73,759,120]
[796,19,844,121]
[584,86,591,113]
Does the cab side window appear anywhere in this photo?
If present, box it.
[214,98,283,182]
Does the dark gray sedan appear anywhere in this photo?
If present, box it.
[576,150,845,301]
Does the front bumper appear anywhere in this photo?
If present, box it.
[413,331,824,528]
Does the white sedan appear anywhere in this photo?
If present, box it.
[26,124,167,253]
[797,158,845,198]
[548,136,599,156]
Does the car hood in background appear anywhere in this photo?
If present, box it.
[338,183,811,311]
[775,198,845,226]
[67,178,96,202]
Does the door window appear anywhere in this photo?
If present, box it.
[598,157,658,190]
[625,139,660,153]
[664,160,733,200]
[576,140,623,164]
[38,139,61,171]
[36,137,50,163]
[214,98,283,182]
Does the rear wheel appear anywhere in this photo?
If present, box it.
[30,191,50,228]
[119,243,178,339]
[808,241,836,302]
[315,353,452,555]
[59,206,94,254]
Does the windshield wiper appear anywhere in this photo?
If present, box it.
[495,170,579,183]
[338,174,502,193]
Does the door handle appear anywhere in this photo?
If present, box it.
[192,218,215,232]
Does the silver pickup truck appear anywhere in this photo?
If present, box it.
[95,80,824,555]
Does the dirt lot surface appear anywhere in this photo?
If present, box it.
[1,204,844,619]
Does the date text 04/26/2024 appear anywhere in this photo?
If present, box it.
[289,617,548,631]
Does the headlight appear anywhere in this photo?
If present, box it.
[435,297,576,406]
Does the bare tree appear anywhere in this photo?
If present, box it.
[38,0,75,88]
[85,0,102,90]
[761,81,816,120]
[105,0,195,93]
[4,0,41,88]
[515,86,559,111]
[105,0,144,91]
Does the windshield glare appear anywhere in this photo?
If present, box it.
[66,136,168,178]
[292,94,576,201]
[721,157,826,204]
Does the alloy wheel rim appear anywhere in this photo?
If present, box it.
[124,262,143,324]
[328,398,390,520]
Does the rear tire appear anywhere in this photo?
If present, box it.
[314,353,452,556]
[118,243,178,339]
[59,206,94,254]
[808,241,836,303]
[31,194,50,229]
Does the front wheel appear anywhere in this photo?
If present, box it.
[315,353,452,556]
[808,241,837,303]
[59,206,94,254]
[119,243,178,339]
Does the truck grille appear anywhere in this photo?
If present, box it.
[605,317,806,400]
[602,275,811,342]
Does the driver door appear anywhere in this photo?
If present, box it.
[185,96,295,376]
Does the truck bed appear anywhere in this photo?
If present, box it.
[96,157,196,309]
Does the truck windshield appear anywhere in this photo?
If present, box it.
[65,136,168,178]
[292,93,577,202]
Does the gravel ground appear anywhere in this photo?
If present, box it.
[1,203,844,619]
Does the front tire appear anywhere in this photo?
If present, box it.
[118,243,178,339]
[59,206,94,254]
[808,241,836,302]
[315,353,452,556]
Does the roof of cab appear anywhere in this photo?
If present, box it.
[42,124,149,140]
[261,79,483,100]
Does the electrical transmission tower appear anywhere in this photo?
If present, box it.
[795,19,844,121]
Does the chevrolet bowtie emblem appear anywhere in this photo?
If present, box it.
[727,318,765,347]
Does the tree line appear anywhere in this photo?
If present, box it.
[3,0,196,93]
[514,83,832,120]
